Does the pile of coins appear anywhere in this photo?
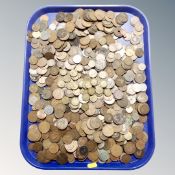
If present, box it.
[27,9,149,165]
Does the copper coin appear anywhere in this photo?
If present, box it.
[86,140,97,152]
[28,111,37,123]
[49,131,61,142]
[120,154,131,163]
[137,103,150,115]
[37,150,50,163]
[28,142,43,152]
[134,149,145,159]
[88,151,98,162]
[62,134,73,144]
[123,142,136,154]
[110,144,123,157]
[49,143,59,154]
[56,153,68,164]
[38,121,50,134]
[136,140,145,150]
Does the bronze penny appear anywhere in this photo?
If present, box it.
[137,103,150,115]
[37,150,50,163]
[86,140,97,152]
[110,144,123,157]
[28,142,43,152]
[49,131,61,142]
[44,52,54,59]
[67,153,75,163]
[62,134,73,144]
[88,151,98,162]
[49,143,59,154]
[124,142,136,154]
[45,149,57,160]
[56,152,68,164]
[120,154,131,163]
[28,111,37,123]
[134,149,145,159]
[110,154,120,162]
[136,140,145,150]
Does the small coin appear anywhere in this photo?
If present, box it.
[120,154,131,163]
[27,124,41,142]
[38,121,50,134]
[124,142,136,154]
[110,144,123,157]
[53,88,64,99]
[54,118,68,130]
[28,111,37,122]
[137,103,150,115]
[48,143,59,154]
[56,153,68,164]
[102,124,114,137]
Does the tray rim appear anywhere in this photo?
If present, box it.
[20,4,155,170]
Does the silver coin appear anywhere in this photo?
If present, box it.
[44,105,54,115]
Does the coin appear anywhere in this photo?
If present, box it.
[56,153,68,164]
[54,118,68,130]
[28,111,37,123]
[49,131,61,143]
[102,124,114,137]
[110,144,123,157]
[124,142,136,154]
[137,103,150,115]
[27,124,41,142]
[28,142,43,152]
[53,88,64,99]
[120,154,131,163]
[38,121,50,133]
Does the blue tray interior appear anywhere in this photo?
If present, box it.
[20,5,155,170]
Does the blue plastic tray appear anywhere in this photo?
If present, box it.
[20,5,155,170]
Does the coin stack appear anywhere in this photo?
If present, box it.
[27,9,149,165]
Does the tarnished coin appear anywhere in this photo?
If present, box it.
[53,88,64,99]
[28,111,37,123]
[49,143,59,154]
[124,142,136,154]
[56,153,68,164]
[110,144,123,157]
[102,124,114,137]
[54,118,68,130]
[27,124,41,142]
[38,121,50,134]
